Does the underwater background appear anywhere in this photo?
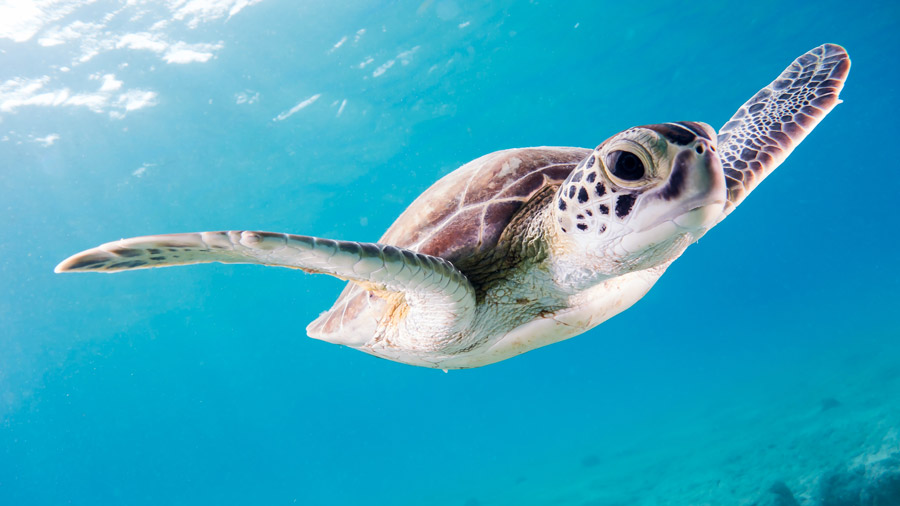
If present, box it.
[2,1,899,504]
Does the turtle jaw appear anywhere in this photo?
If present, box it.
[616,200,723,260]
[673,201,725,230]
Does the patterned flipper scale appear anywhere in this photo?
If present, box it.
[717,43,850,218]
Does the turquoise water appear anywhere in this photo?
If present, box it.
[2,1,899,504]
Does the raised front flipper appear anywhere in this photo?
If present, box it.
[55,231,476,349]
[717,43,850,219]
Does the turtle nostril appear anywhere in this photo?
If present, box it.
[695,144,705,155]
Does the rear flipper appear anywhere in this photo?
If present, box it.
[717,43,850,219]
[56,231,477,344]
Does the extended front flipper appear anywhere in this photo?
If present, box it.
[716,43,850,220]
[56,231,477,348]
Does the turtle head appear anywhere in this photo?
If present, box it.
[553,121,726,275]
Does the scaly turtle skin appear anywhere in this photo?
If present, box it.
[56,44,851,369]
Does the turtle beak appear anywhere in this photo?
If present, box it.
[619,146,726,255]
[635,134,726,236]
[669,140,726,235]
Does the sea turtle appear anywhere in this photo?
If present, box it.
[56,44,850,369]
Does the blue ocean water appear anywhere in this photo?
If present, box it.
[2,1,899,504]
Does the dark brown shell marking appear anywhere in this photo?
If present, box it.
[310,146,591,337]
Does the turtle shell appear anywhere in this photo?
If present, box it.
[307,146,591,341]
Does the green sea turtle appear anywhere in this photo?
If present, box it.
[56,44,850,369]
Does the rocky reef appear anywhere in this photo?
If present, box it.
[753,446,900,506]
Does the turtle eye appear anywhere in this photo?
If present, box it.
[607,150,645,181]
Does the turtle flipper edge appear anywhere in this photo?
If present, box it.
[716,43,850,220]
[55,231,477,340]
